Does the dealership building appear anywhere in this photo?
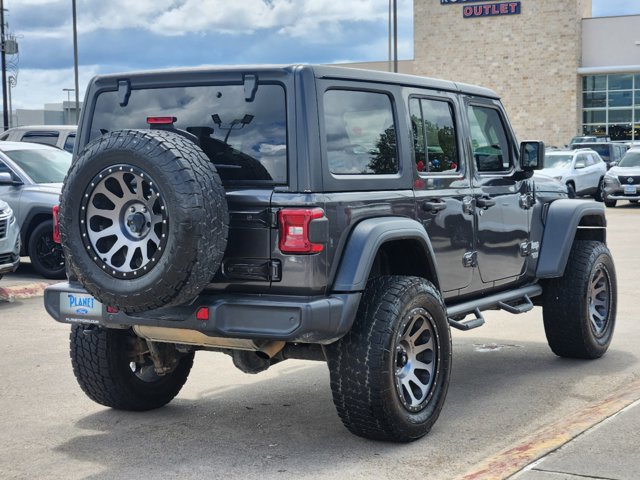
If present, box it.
[409,0,640,147]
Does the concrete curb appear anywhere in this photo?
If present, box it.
[0,282,51,303]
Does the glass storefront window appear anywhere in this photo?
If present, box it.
[583,124,607,135]
[608,124,632,141]
[582,74,639,141]
[608,91,633,108]
[609,109,633,123]
[583,92,606,108]
[608,74,633,91]
[583,75,606,92]
[583,110,606,124]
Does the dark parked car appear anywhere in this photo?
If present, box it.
[571,142,628,169]
[45,65,616,443]
[0,142,71,278]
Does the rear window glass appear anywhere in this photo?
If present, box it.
[21,132,59,147]
[90,84,287,185]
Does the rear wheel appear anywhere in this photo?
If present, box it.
[70,325,194,410]
[326,276,452,442]
[541,241,616,359]
[28,220,66,279]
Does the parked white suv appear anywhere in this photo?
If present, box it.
[0,125,77,153]
[537,148,607,200]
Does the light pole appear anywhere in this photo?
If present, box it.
[0,0,8,130]
[63,88,74,124]
[388,0,398,73]
[72,0,80,123]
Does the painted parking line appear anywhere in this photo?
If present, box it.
[459,377,640,480]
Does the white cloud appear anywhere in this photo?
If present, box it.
[78,0,399,36]
[11,65,100,110]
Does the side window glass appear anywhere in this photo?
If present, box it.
[467,105,512,173]
[614,146,622,161]
[0,159,11,175]
[586,153,596,166]
[409,97,459,174]
[63,134,76,153]
[324,90,398,175]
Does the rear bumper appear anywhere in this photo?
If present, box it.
[44,282,362,345]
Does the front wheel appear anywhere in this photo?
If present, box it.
[28,220,66,279]
[541,241,617,359]
[604,199,617,208]
[326,276,452,442]
[566,182,576,199]
[70,325,194,410]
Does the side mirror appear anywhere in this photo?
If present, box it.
[574,161,585,169]
[0,172,18,185]
[519,141,545,171]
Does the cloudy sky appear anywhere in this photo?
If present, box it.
[5,0,640,110]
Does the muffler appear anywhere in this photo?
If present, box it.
[133,325,285,358]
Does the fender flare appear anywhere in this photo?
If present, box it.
[536,199,606,278]
[332,217,440,292]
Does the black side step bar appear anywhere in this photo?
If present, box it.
[446,284,542,331]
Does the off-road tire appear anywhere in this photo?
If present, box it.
[326,276,452,442]
[70,325,194,410]
[604,199,616,208]
[28,220,66,279]
[59,129,228,312]
[542,241,617,359]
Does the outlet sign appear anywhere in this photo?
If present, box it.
[441,0,522,19]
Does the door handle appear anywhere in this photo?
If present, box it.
[422,200,447,213]
[476,197,496,209]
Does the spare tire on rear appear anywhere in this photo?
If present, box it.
[60,129,228,313]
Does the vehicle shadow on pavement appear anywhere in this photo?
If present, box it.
[53,340,636,480]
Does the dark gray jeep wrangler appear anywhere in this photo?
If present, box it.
[44,65,617,442]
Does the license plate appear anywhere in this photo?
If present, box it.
[624,185,637,195]
[60,292,103,318]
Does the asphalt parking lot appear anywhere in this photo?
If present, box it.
[1,201,639,480]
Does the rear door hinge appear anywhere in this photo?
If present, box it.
[519,241,532,257]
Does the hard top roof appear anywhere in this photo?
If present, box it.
[90,64,500,99]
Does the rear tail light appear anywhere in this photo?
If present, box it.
[52,205,61,244]
[278,208,325,254]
